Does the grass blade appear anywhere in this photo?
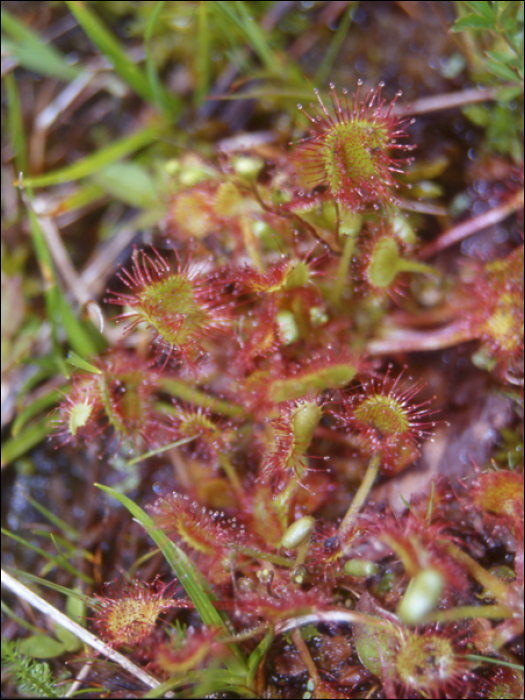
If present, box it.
[5,569,88,602]
[211,2,282,76]
[1,529,91,583]
[64,0,154,102]
[1,6,80,81]
[22,494,80,542]
[95,484,247,669]
[20,125,160,188]
[26,206,104,358]
[11,388,61,438]
[1,417,51,468]
[65,0,181,117]
[144,1,182,118]
[314,3,354,85]
[195,1,211,106]
[4,72,28,174]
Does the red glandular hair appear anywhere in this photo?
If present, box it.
[107,246,231,367]
[339,366,438,474]
[291,82,415,211]
[53,349,165,452]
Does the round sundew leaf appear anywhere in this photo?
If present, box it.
[486,667,525,700]
[137,274,203,345]
[292,84,415,210]
[108,247,231,365]
[472,471,524,521]
[354,393,411,437]
[322,119,390,196]
[395,633,459,695]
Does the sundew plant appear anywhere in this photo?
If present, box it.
[1,2,523,698]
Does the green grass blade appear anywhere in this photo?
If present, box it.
[195,1,211,107]
[94,484,217,608]
[1,417,51,467]
[212,1,282,76]
[464,654,524,671]
[1,6,80,81]
[44,181,106,218]
[20,125,160,188]
[143,670,255,699]
[234,1,282,73]
[5,568,90,601]
[1,600,42,634]
[4,72,28,175]
[314,3,354,85]
[1,529,91,583]
[64,0,154,102]
[126,435,199,466]
[247,628,274,685]
[11,388,61,438]
[66,352,102,374]
[26,206,105,357]
[65,0,181,117]
[95,484,247,670]
[144,1,182,118]
[21,494,80,542]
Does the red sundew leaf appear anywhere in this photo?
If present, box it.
[106,246,232,367]
[471,471,524,523]
[291,82,415,211]
[352,593,399,679]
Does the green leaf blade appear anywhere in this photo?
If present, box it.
[451,14,495,31]
[95,484,247,671]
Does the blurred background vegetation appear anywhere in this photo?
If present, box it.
[1,1,523,697]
